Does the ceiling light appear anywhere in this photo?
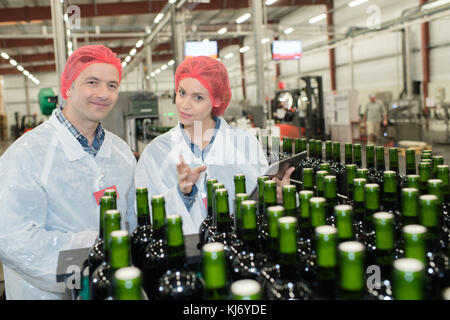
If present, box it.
[67,41,73,50]
[122,62,127,68]
[161,64,167,70]
[9,59,17,66]
[151,72,156,77]
[217,27,227,35]
[169,0,177,4]
[284,27,294,34]
[261,38,270,44]
[17,65,24,72]
[236,13,251,24]
[168,60,175,66]
[224,53,234,59]
[1,52,9,60]
[239,46,250,53]
[154,13,164,24]
[265,0,277,5]
[23,70,29,76]
[309,13,327,24]
[155,69,161,74]
[348,0,369,7]
[130,48,137,56]
[422,0,450,10]
[125,56,131,63]
[136,40,144,48]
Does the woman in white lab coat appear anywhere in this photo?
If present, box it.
[135,56,293,235]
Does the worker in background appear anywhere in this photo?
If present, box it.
[363,92,388,145]
[135,56,294,235]
[0,45,137,299]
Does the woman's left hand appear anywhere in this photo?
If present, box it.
[273,167,296,204]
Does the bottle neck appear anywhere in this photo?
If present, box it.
[167,244,187,270]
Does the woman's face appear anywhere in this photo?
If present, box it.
[176,77,213,127]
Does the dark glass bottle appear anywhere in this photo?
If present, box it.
[233,193,249,243]
[296,138,308,181]
[311,140,323,173]
[231,200,266,282]
[418,162,432,195]
[282,184,298,217]
[336,241,367,300]
[389,147,407,204]
[155,214,204,299]
[315,170,328,198]
[256,176,269,226]
[312,225,338,299]
[382,171,402,243]
[202,242,230,300]
[432,155,444,179]
[310,197,327,229]
[265,216,312,300]
[406,174,420,190]
[112,266,143,300]
[297,190,315,268]
[365,145,376,183]
[325,140,333,163]
[324,175,338,226]
[206,182,225,243]
[353,144,362,168]
[368,212,396,300]
[231,279,262,300]
[374,146,386,191]
[282,137,293,159]
[334,205,355,244]
[231,174,247,230]
[363,183,380,263]
[356,168,369,180]
[400,187,419,226]
[131,187,153,270]
[294,138,302,155]
[199,178,218,248]
[320,162,331,175]
[393,258,425,300]
[345,164,357,204]
[436,165,450,228]
[258,180,277,248]
[142,195,167,300]
[88,195,115,278]
[302,167,314,192]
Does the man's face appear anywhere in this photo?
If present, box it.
[370,96,376,103]
[65,63,120,125]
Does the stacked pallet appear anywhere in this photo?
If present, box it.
[397,140,432,156]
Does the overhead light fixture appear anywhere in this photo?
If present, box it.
[145,26,152,34]
[17,65,24,72]
[68,41,73,50]
[284,27,294,34]
[261,38,270,44]
[136,40,144,48]
[239,46,250,53]
[422,0,450,10]
[23,70,29,76]
[154,13,164,24]
[224,53,234,59]
[151,72,156,77]
[122,61,127,68]
[10,59,17,66]
[265,0,277,5]
[168,60,175,66]
[169,0,177,3]
[1,52,9,60]
[236,13,251,24]
[217,27,227,35]
[161,64,168,70]
[155,68,161,74]
[130,48,137,56]
[348,0,369,7]
[309,13,327,24]
[125,56,131,63]
[64,14,68,22]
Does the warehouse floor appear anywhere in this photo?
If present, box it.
[0,137,448,299]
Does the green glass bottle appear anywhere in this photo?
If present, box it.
[389,148,399,174]
[356,168,369,180]
[325,140,333,163]
[374,146,386,188]
[353,144,362,168]
[418,162,432,195]
[324,175,338,226]
[311,140,323,173]
[310,197,327,229]
[234,174,246,195]
[207,182,225,243]
[259,180,277,246]
[202,242,230,300]
[88,195,115,277]
[113,266,143,300]
[296,138,308,181]
[432,156,444,179]
[334,205,355,244]
[393,258,425,300]
[142,195,167,300]
[315,170,328,198]
[406,174,420,190]
[337,241,366,300]
[282,184,298,217]
[313,225,338,299]
[104,188,117,210]
[91,227,131,300]
[427,179,444,216]
[156,214,204,299]
[363,183,380,257]
[320,162,331,175]
[294,138,302,155]
[131,187,153,270]
[234,193,249,242]
[265,216,312,300]
[330,142,345,194]
[302,167,314,192]
[405,149,417,175]
[257,176,269,225]
[352,178,367,241]
[283,137,293,158]
[436,165,450,227]
[298,190,315,259]
[231,200,266,282]
[366,145,376,183]
[345,164,357,203]
[345,143,353,165]
[199,178,218,247]
[382,171,398,212]
[401,188,419,226]
[231,279,262,300]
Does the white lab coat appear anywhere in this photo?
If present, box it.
[135,117,269,235]
[0,110,137,300]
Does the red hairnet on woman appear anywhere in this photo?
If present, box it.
[136,56,293,236]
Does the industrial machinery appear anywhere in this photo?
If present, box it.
[38,88,58,116]
[388,98,423,141]
[301,76,326,141]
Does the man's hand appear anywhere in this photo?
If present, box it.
[176,155,207,195]
[273,167,296,204]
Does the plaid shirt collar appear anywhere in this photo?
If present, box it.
[55,106,105,157]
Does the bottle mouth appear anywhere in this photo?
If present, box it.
[394,258,424,273]
[231,279,261,297]
[339,241,365,253]
[203,242,224,253]
[403,224,427,235]
[316,225,337,235]
[115,266,141,281]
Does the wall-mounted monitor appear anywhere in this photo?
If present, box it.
[185,41,218,59]
[271,40,302,60]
